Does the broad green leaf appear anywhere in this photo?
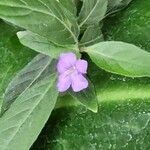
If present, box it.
[0,0,79,45]
[0,59,58,150]
[78,0,108,27]
[79,24,103,47]
[60,0,77,15]
[17,31,78,58]
[86,41,150,77]
[32,102,150,150]
[107,0,132,14]
[2,54,55,113]
[69,79,98,113]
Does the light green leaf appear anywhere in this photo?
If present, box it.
[17,31,78,58]
[60,0,77,15]
[2,54,56,113]
[0,0,79,45]
[86,41,150,77]
[78,0,108,27]
[0,55,58,150]
[79,24,103,47]
[69,79,98,113]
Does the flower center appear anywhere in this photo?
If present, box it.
[65,66,76,76]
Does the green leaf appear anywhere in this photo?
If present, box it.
[79,24,103,47]
[17,31,78,58]
[69,79,98,113]
[2,54,56,113]
[78,0,108,27]
[32,101,150,150]
[0,0,79,45]
[107,0,132,14]
[0,56,58,150]
[60,0,77,15]
[104,0,150,51]
[86,41,150,77]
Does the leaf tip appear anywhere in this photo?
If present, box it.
[88,102,98,113]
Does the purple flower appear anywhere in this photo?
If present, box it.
[57,52,88,92]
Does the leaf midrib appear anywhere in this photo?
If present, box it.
[79,0,99,27]
[2,73,56,150]
[80,35,102,46]
[0,2,78,43]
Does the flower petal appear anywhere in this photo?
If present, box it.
[76,59,88,74]
[57,60,68,74]
[57,52,77,73]
[57,73,71,92]
[71,72,88,92]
